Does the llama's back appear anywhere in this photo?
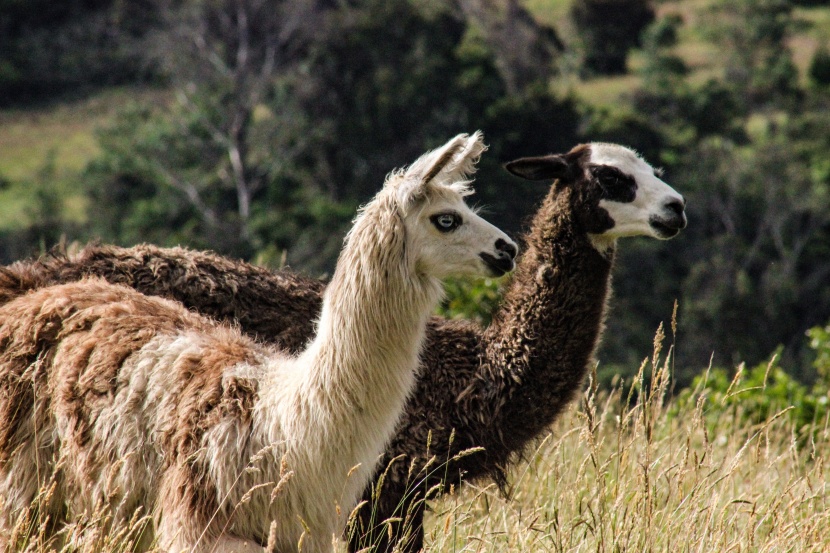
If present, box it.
[0,278,269,546]
[1,243,326,351]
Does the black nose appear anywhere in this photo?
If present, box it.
[495,238,518,260]
[666,198,685,217]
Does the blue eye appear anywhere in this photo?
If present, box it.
[431,212,461,232]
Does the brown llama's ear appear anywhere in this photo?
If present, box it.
[504,155,572,182]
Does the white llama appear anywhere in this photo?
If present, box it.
[0,133,518,553]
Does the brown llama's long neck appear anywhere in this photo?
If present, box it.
[473,184,614,456]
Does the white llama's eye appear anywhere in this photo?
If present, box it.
[430,212,461,232]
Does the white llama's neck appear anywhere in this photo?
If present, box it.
[308,205,441,417]
[266,196,443,511]
[306,261,439,419]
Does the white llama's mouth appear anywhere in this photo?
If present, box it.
[479,252,515,277]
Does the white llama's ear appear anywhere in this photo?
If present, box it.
[394,132,486,208]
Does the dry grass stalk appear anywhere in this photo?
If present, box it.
[422,339,830,552]
[6,334,830,552]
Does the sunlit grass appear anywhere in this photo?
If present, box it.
[566,74,642,109]
[423,346,830,552]
[0,90,126,182]
[521,0,572,28]
[6,326,830,552]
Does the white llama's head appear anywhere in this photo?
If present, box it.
[382,132,518,279]
[505,142,687,246]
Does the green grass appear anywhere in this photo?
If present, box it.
[0,91,126,182]
[521,0,572,27]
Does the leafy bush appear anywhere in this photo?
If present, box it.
[570,0,655,75]
[809,44,830,86]
[675,351,830,441]
[437,277,504,325]
[808,323,830,379]
[702,0,800,108]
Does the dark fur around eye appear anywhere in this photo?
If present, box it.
[590,165,637,203]
[430,212,461,232]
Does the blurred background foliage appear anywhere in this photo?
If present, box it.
[1,0,830,388]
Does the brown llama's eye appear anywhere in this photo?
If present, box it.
[591,165,637,203]
[430,212,461,232]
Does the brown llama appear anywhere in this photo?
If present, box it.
[0,142,685,552]
[0,133,517,552]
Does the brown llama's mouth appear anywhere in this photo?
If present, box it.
[649,213,687,239]
[479,252,514,277]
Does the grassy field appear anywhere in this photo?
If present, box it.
[423,370,830,552]
[0,88,168,230]
[7,337,830,552]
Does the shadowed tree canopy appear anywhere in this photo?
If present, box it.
[570,0,655,75]
[0,0,168,105]
[81,0,577,274]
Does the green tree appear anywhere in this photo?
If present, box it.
[809,44,830,86]
[83,0,580,273]
[702,0,799,109]
[0,0,165,105]
[570,0,655,75]
[638,14,688,90]
[675,124,830,377]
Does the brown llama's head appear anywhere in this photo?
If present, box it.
[504,142,687,248]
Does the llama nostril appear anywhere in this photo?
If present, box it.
[495,238,518,260]
[666,199,685,216]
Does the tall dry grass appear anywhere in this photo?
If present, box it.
[423,325,830,552]
[6,324,829,552]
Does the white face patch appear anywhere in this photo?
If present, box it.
[405,193,517,279]
[588,143,686,243]
[389,132,518,280]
